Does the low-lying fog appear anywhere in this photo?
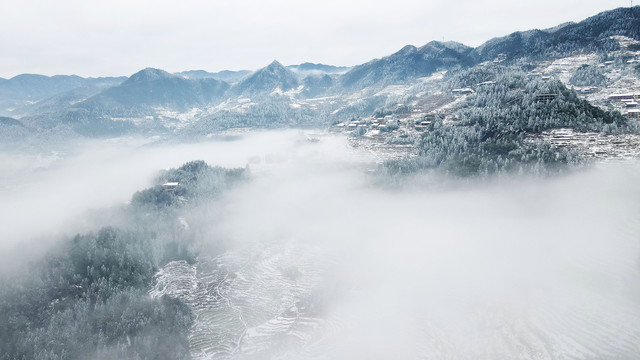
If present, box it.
[2,130,640,359]
[0,132,317,253]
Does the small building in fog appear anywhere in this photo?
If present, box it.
[162,182,179,190]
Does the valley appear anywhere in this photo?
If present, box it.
[3,5,640,360]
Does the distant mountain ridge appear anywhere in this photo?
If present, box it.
[0,74,125,117]
[80,68,229,111]
[178,69,251,83]
[2,5,639,139]
[473,6,640,61]
[0,116,23,127]
[341,41,474,89]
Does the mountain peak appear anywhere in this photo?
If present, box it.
[398,45,418,54]
[258,60,291,77]
[127,68,173,82]
[419,41,471,53]
[233,60,299,95]
[267,60,284,69]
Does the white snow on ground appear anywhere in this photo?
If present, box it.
[537,54,600,84]
[270,87,284,96]
[154,107,203,129]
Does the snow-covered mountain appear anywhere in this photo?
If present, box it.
[0,74,125,117]
[3,6,640,140]
[341,41,473,89]
[81,68,229,110]
[231,60,300,96]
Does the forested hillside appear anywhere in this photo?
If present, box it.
[0,161,246,360]
[383,67,630,176]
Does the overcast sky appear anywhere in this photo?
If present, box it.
[0,0,632,78]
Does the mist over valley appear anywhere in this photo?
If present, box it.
[3,4,640,360]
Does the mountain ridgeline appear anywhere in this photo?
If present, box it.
[0,7,635,113]
[341,41,475,89]
[1,6,640,175]
[81,68,230,111]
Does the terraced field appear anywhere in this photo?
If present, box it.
[150,242,331,359]
[150,199,640,359]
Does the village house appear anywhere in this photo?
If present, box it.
[535,94,558,103]
[609,94,640,101]
[162,182,179,190]
[452,88,474,95]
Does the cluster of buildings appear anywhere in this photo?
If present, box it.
[527,72,553,81]
[335,111,436,134]
[608,93,640,119]
[334,117,391,130]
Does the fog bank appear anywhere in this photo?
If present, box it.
[200,145,640,358]
[2,130,640,358]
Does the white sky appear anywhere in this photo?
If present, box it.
[0,0,632,78]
